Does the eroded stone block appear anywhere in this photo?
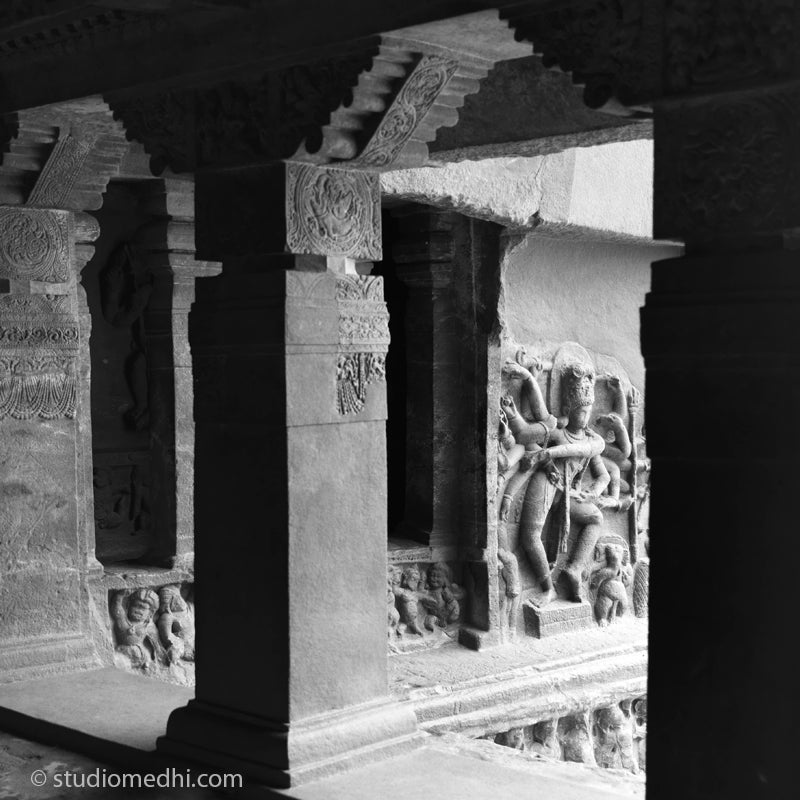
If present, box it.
[523,598,593,639]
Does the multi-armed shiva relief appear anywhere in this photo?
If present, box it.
[109,583,195,685]
[496,342,650,637]
[388,561,466,652]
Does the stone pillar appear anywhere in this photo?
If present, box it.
[645,84,800,799]
[391,210,459,549]
[0,205,101,680]
[158,162,419,787]
[134,179,221,568]
[386,207,504,648]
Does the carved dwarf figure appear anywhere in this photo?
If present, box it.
[420,562,465,630]
[495,727,526,750]
[505,360,610,606]
[111,588,159,670]
[157,585,195,664]
[393,564,425,636]
[594,705,638,773]
[558,712,596,765]
[593,377,637,510]
[387,566,401,637]
[591,542,633,627]
[632,696,647,770]
[530,718,561,759]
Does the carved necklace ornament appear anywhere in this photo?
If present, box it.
[0,354,77,419]
[335,274,389,415]
[286,163,381,260]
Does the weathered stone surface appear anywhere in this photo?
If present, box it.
[158,263,416,786]
[0,203,102,681]
[523,599,593,638]
[383,139,657,239]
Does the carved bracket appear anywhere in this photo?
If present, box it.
[109,36,491,174]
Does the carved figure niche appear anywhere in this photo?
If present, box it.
[387,560,466,653]
[86,182,157,564]
[496,341,650,636]
[109,582,195,686]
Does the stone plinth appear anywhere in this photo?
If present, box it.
[523,599,593,639]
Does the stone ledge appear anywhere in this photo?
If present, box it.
[99,564,193,591]
[275,734,643,800]
[390,618,647,737]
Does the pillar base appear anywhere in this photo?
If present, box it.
[157,696,423,788]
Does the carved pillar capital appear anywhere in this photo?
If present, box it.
[0,205,80,421]
[286,163,381,260]
[195,161,382,263]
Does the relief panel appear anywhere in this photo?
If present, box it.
[109,582,194,686]
[496,341,650,637]
[387,560,466,653]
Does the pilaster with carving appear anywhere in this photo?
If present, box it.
[335,274,389,415]
[0,204,101,679]
[0,98,130,681]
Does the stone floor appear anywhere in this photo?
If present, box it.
[0,668,193,753]
[0,729,643,800]
[0,628,647,798]
[0,731,216,800]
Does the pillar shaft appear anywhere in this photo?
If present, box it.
[159,163,419,786]
[0,205,100,679]
[646,84,800,799]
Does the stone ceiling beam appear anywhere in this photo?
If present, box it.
[0,2,532,114]
[382,139,657,242]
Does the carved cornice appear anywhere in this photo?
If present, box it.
[109,35,494,174]
[502,0,800,108]
[0,7,170,65]
[654,84,800,240]
[108,48,379,174]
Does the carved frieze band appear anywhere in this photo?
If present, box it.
[356,55,458,168]
[286,163,382,261]
[0,206,78,420]
[335,275,389,415]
